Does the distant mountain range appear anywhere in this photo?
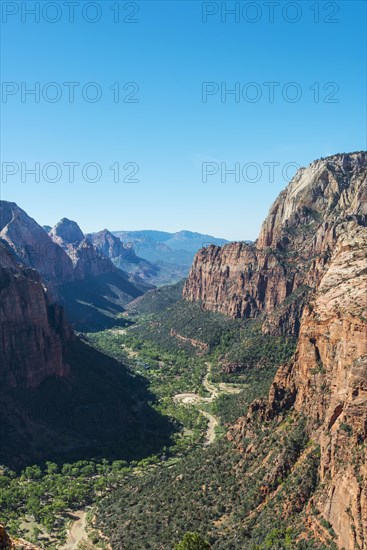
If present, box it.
[110,230,230,285]
[0,203,148,331]
[0,202,232,330]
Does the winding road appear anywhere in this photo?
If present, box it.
[174,363,241,446]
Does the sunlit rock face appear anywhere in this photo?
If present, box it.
[184,152,367,336]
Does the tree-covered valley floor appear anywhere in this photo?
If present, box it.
[1,281,336,549]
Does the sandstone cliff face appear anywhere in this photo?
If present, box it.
[183,152,367,335]
[0,242,72,389]
[281,222,367,550]
[0,202,74,285]
[228,221,367,549]
[49,219,116,279]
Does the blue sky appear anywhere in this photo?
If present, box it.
[1,0,366,240]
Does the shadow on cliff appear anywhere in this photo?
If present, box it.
[58,272,145,331]
[0,339,174,470]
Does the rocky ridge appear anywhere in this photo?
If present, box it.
[90,229,160,282]
[0,202,147,329]
[183,152,367,336]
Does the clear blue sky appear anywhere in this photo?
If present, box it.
[1,0,366,240]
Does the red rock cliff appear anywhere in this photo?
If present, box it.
[0,242,72,389]
[183,152,367,335]
[269,221,367,549]
[228,220,367,549]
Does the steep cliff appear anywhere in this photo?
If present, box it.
[269,221,367,549]
[0,203,147,330]
[184,152,367,335]
[49,218,116,279]
[0,202,74,285]
[0,246,171,469]
[0,242,72,389]
[227,220,367,548]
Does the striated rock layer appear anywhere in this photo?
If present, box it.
[227,221,367,548]
[276,222,367,550]
[184,152,367,335]
[0,242,72,389]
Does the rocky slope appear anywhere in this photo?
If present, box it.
[228,220,367,549]
[90,228,160,282]
[0,202,74,285]
[184,152,367,336]
[275,221,366,550]
[0,203,148,330]
[50,218,116,279]
[0,241,72,389]
[0,524,41,550]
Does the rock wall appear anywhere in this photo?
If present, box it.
[0,202,74,285]
[229,221,367,549]
[0,242,72,389]
[286,222,367,550]
[183,152,367,335]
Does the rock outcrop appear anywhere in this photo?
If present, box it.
[0,242,72,389]
[90,229,160,282]
[0,524,41,550]
[49,219,116,279]
[266,221,367,550]
[184,152,367,335]
[0,202,74,285]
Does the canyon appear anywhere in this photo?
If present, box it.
[184,152,367,549]
[0,152,366,548]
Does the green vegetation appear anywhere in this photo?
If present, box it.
[1,283,312,550]
[96,415,321,549]
[175,532,211,549]
[0,458,133,544]
[86,330,209,454]
[127,280,185,315]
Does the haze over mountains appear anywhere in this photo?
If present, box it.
[93,229,229,286]
[0,203,228,330]
[0,151,366,549]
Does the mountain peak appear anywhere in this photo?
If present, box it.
[50,218,85,246]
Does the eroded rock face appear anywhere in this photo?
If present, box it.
[0,243,72,389]
[49,219,115,279]
[184,152,367,335]
[287,223,367,550]
[228,222,367,549]
[0,202,74,285]
[90,229,160,281]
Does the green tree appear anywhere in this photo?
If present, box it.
[175,531,211,549]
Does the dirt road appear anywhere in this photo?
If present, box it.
[174,363,240,446]
[62,511,88,550]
